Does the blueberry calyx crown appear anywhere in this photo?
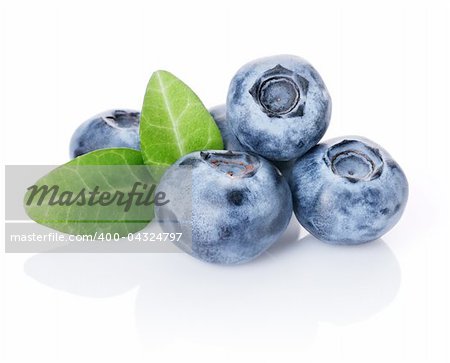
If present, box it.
[249,64,309,118]
[324,140,384,183]
[200,151,260,178]
[103,110,140,129]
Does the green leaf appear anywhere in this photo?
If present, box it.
[140,70,223,166]
[24,148,155,237]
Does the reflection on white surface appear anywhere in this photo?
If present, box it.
[25,217,401,350]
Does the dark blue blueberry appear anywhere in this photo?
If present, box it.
[69,109,140,158]
[227,55,332,161]
[155,150,293,264]
[289,137,408,245]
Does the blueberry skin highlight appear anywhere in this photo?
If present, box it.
[227,55,332,161]
[69,109,140,158]
[289,137,408,245]
[156,150,293,264]
[209,104,245,152]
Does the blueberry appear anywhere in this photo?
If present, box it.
[69,109,140,158]
[155,150,293,264]
[227,55,332,161]
[209,104,244,152]
[289,137,408,245]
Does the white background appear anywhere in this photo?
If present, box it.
[1,0,449,362]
